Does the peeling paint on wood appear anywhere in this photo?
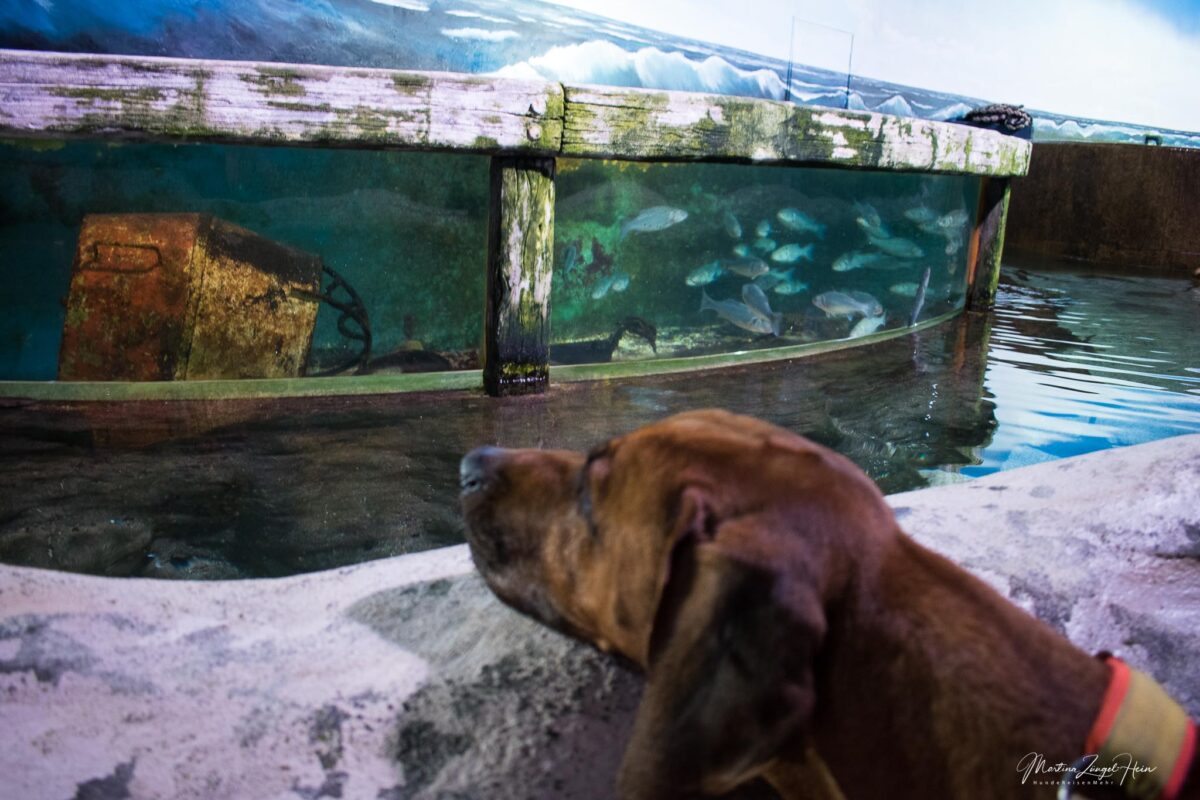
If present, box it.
[0,50,1028,176]
[483,157,555,397]
[0,49,564,153]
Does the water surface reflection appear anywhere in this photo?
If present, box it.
[2,265,1197,578]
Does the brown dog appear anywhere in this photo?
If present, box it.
[459,409,1196,799]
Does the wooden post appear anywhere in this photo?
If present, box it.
[483,156,556,396]
[967,177,1012,311]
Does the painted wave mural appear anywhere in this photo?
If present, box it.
[2,0,1198,148]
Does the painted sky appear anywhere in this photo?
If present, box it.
[547,0,1200,131]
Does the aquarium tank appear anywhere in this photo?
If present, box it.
[0,138,978,383]
[0,139,491,381]
[551,160,976,365]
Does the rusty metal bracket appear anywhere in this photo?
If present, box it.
[292,263,373,376]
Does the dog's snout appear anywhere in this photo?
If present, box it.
[460,446,507,493]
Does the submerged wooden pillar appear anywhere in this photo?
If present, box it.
[483,156,556,396]
[966,177,1012,311]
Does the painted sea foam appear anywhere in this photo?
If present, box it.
[2,0,1196,147]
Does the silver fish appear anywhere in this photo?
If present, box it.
[854,202,889,239]
[753,267,795,291]
[741,284,782,335]
[772,276,809,295]
[732,243,753,258]
[857,217,891,239]
[701,290,776,335]
[561,243,578,272]
[620,205,688,240]
[723,256,770,279]
[755,219,772,238]
[832,250,887,272]
[776,208,826,238]
[686,260,725,286]
[909,267,931,326]
[889,282,921,298]
[753,237,777,253]
[937,208,970,230]
[869,235,924,259]
[849,314,887,338]
[944,238,964,256]
[904,206,939,225]
[611,271,631,293]
[770,243,814,264]
[722,209,742,240]
[591,275,615,300]
[813,290,883,318]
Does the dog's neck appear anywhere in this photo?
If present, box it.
[807,530,1110,799]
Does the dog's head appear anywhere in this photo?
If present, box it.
[460,409,896,795]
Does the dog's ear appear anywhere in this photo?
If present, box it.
[618,494,827,799]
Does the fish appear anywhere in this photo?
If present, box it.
[732,243,754,258]
[889,282,921,298]
[849,314,887,338]
[741,283,783,335]
[909,267,931,326]
[919,209,971,237]
[755,219,772,238]
[561,243,578,272]
[776,208,826,238]
[832,250,887,272]
[854,202,882,228]
[869,235,924,259]
[611,271,631,293]
[770,243,814,264]
[686,260,725,286]
[904,206,939,225]
[722,209,742,240]
[752,267,795,291]
[591,275,615,300]
[857,217,890,239]
[620,205,688,240]
[701,290,777,335]
[854,202,889,239]
[813,290,884,319]
[723,256,770,279]
[944,238,963,256]
[772,276,809,295]
[753,237,777,253]
[936,208,970,230]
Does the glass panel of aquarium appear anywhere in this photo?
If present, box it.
[550,159,978,366]
[785,17,854,109]
[0,139,488,381]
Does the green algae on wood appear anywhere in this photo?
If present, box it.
[483,156,556,396]
[0,49,564,153]
[1,49,1025,175]
[561,85,1031,177]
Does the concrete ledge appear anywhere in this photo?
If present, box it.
[2,435,1199,798]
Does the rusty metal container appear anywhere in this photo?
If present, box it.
[59,213,322,381]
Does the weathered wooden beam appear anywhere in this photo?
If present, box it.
[0,50,1030,177]
[967,177,1012,310]
[483,157,556,397]
[561,85,1031,176]
[0,49,564,153]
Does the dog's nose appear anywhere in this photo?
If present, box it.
[460,446,507,494]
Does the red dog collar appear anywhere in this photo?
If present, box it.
[1081,655,1196,799]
